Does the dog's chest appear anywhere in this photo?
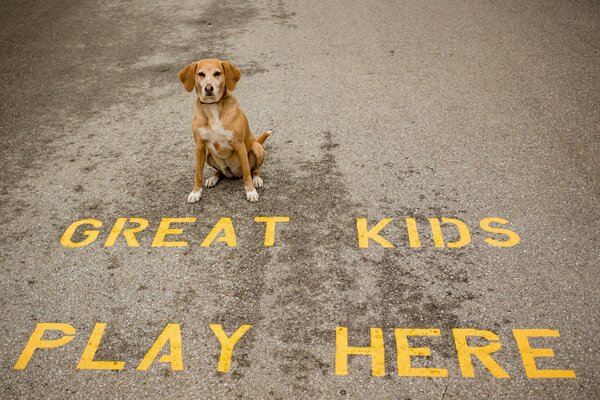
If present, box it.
[198,110,234,159]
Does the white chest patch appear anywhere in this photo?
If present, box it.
[198,105,235,162]
[198,105,233,142]
[198,126,233,143]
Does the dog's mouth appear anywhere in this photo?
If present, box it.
[201,94,217,101]
[200,87,226,104]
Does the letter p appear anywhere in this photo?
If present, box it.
[14,323,76,369]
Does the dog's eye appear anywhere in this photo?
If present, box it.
[214,71,222,76]
[198,72,206,77]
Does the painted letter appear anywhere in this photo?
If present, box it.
[356,218,394,248]
[429,218,471,248]
[60,219,102,248]
[151,217,196,247]
[513,329,575,378]
[105,218,149,247]
[14,323,76,369]
[254,216,290,247]
[137,324,183,370]
[405,218,421,248]
[395,328,447,377]
[453,328,509,378]
[210,324,252,373]
[335,326,385,376]
[480,218,521,247]
[201,217,237,247]
[77,323,125,370]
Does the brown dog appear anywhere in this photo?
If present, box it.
[178,59,270,202]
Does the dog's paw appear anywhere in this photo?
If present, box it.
[205,175,220,188]
[246,189,259,202]
[252,176,263,189]
[187,189,202,203]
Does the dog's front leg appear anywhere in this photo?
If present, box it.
[187,143,206,203]
[233,142,258,202]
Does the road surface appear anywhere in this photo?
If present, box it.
[1,0,599,398]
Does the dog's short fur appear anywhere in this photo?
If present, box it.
[178,59,270,202]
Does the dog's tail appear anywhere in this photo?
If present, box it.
[257,130,272,145]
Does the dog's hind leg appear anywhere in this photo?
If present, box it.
[250,141,266,189]
[204,155,224,188]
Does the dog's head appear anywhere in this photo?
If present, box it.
[178,59,241,103]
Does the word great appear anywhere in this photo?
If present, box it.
[60,216,520,249]
[60,216,290,248]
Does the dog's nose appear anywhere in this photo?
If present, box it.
[205,84,213,94]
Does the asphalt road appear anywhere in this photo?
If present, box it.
[1,0,599,398]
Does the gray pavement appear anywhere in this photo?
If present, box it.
[1,0,599,398]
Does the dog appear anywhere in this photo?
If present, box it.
[178,59,270,202]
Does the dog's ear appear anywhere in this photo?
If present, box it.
[222,61,241,91]
[178,62,198,92]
